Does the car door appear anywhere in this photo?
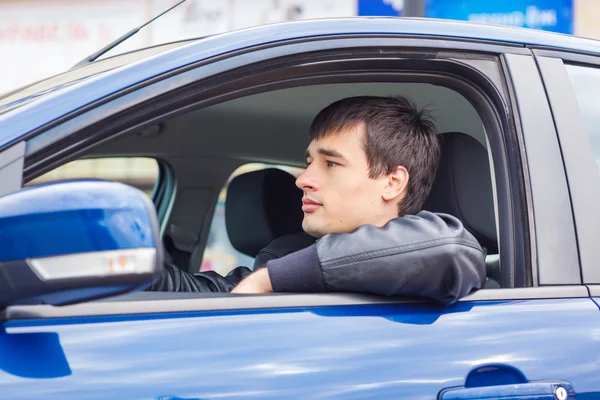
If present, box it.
[1,20,600,400]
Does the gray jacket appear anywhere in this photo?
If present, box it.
[148,211,486,305]
[267,211,485,304]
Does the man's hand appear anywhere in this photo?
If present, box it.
[231,268,273,294]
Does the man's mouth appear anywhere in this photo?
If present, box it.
[302,198,322,213]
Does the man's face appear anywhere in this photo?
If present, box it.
[296,123,400,238]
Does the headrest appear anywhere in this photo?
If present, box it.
[423,132,497,250]
[225,168,304,257]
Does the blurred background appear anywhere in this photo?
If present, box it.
[7,0,599,272]
[2,0,597,97]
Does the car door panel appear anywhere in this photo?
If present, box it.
[2,298,599,399]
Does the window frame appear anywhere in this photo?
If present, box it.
[1,35,575,321]
[532,49,600,286]
[502,53,581,286]
[21,46,527,291]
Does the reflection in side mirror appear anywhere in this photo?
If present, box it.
[0,179,163,307]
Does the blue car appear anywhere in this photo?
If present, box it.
[2,16,600,399]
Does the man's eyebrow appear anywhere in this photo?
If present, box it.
[304,147,348,161]
[317,147,347,160]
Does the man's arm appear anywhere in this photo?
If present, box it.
[146,263,252,292]
[146,233,314,293]
[234,211,486,305]
[252,232,316,270]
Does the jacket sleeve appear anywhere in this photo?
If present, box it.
[266,211,486,305]
[146,263,252,293]
[253,232,317,270]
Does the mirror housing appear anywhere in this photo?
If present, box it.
[0,179,163,307]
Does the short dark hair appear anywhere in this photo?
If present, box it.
[309,95,440,216]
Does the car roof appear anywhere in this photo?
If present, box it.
[2,17,599,150]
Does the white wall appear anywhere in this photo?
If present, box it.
[574,0,600,39]
[0,0,356,95]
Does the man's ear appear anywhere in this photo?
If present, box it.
[381,166,409,202]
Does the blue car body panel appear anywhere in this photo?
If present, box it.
[1,17,600,149]
[2,298,600,399]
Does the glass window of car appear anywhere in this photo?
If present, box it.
[565,64,600,174]
[200,162,304,275]
[26,157,159,197]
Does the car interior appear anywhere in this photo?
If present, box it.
[32,81,502,293]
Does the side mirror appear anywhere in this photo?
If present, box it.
[0,179,163,307]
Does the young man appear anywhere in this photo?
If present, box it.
[148,96,486,304]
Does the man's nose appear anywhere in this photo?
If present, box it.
[296,167,318,191]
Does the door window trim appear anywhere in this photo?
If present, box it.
[25,60,524,291]
[17,38,533,306]
[0,141,25,197]
[586,286,600,296]
[535,56,600,284]
[503,53,580,286]
[532,48,600,66]
[1,286,590,322]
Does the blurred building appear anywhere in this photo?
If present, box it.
[0,0,356,96]
[3,1,599,96]
[574,0,600,39]
[424,0,574,34]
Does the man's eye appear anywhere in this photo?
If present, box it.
[326,161,338,168]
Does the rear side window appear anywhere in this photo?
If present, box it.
[26,157,159,197]
[565,64,600,174]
